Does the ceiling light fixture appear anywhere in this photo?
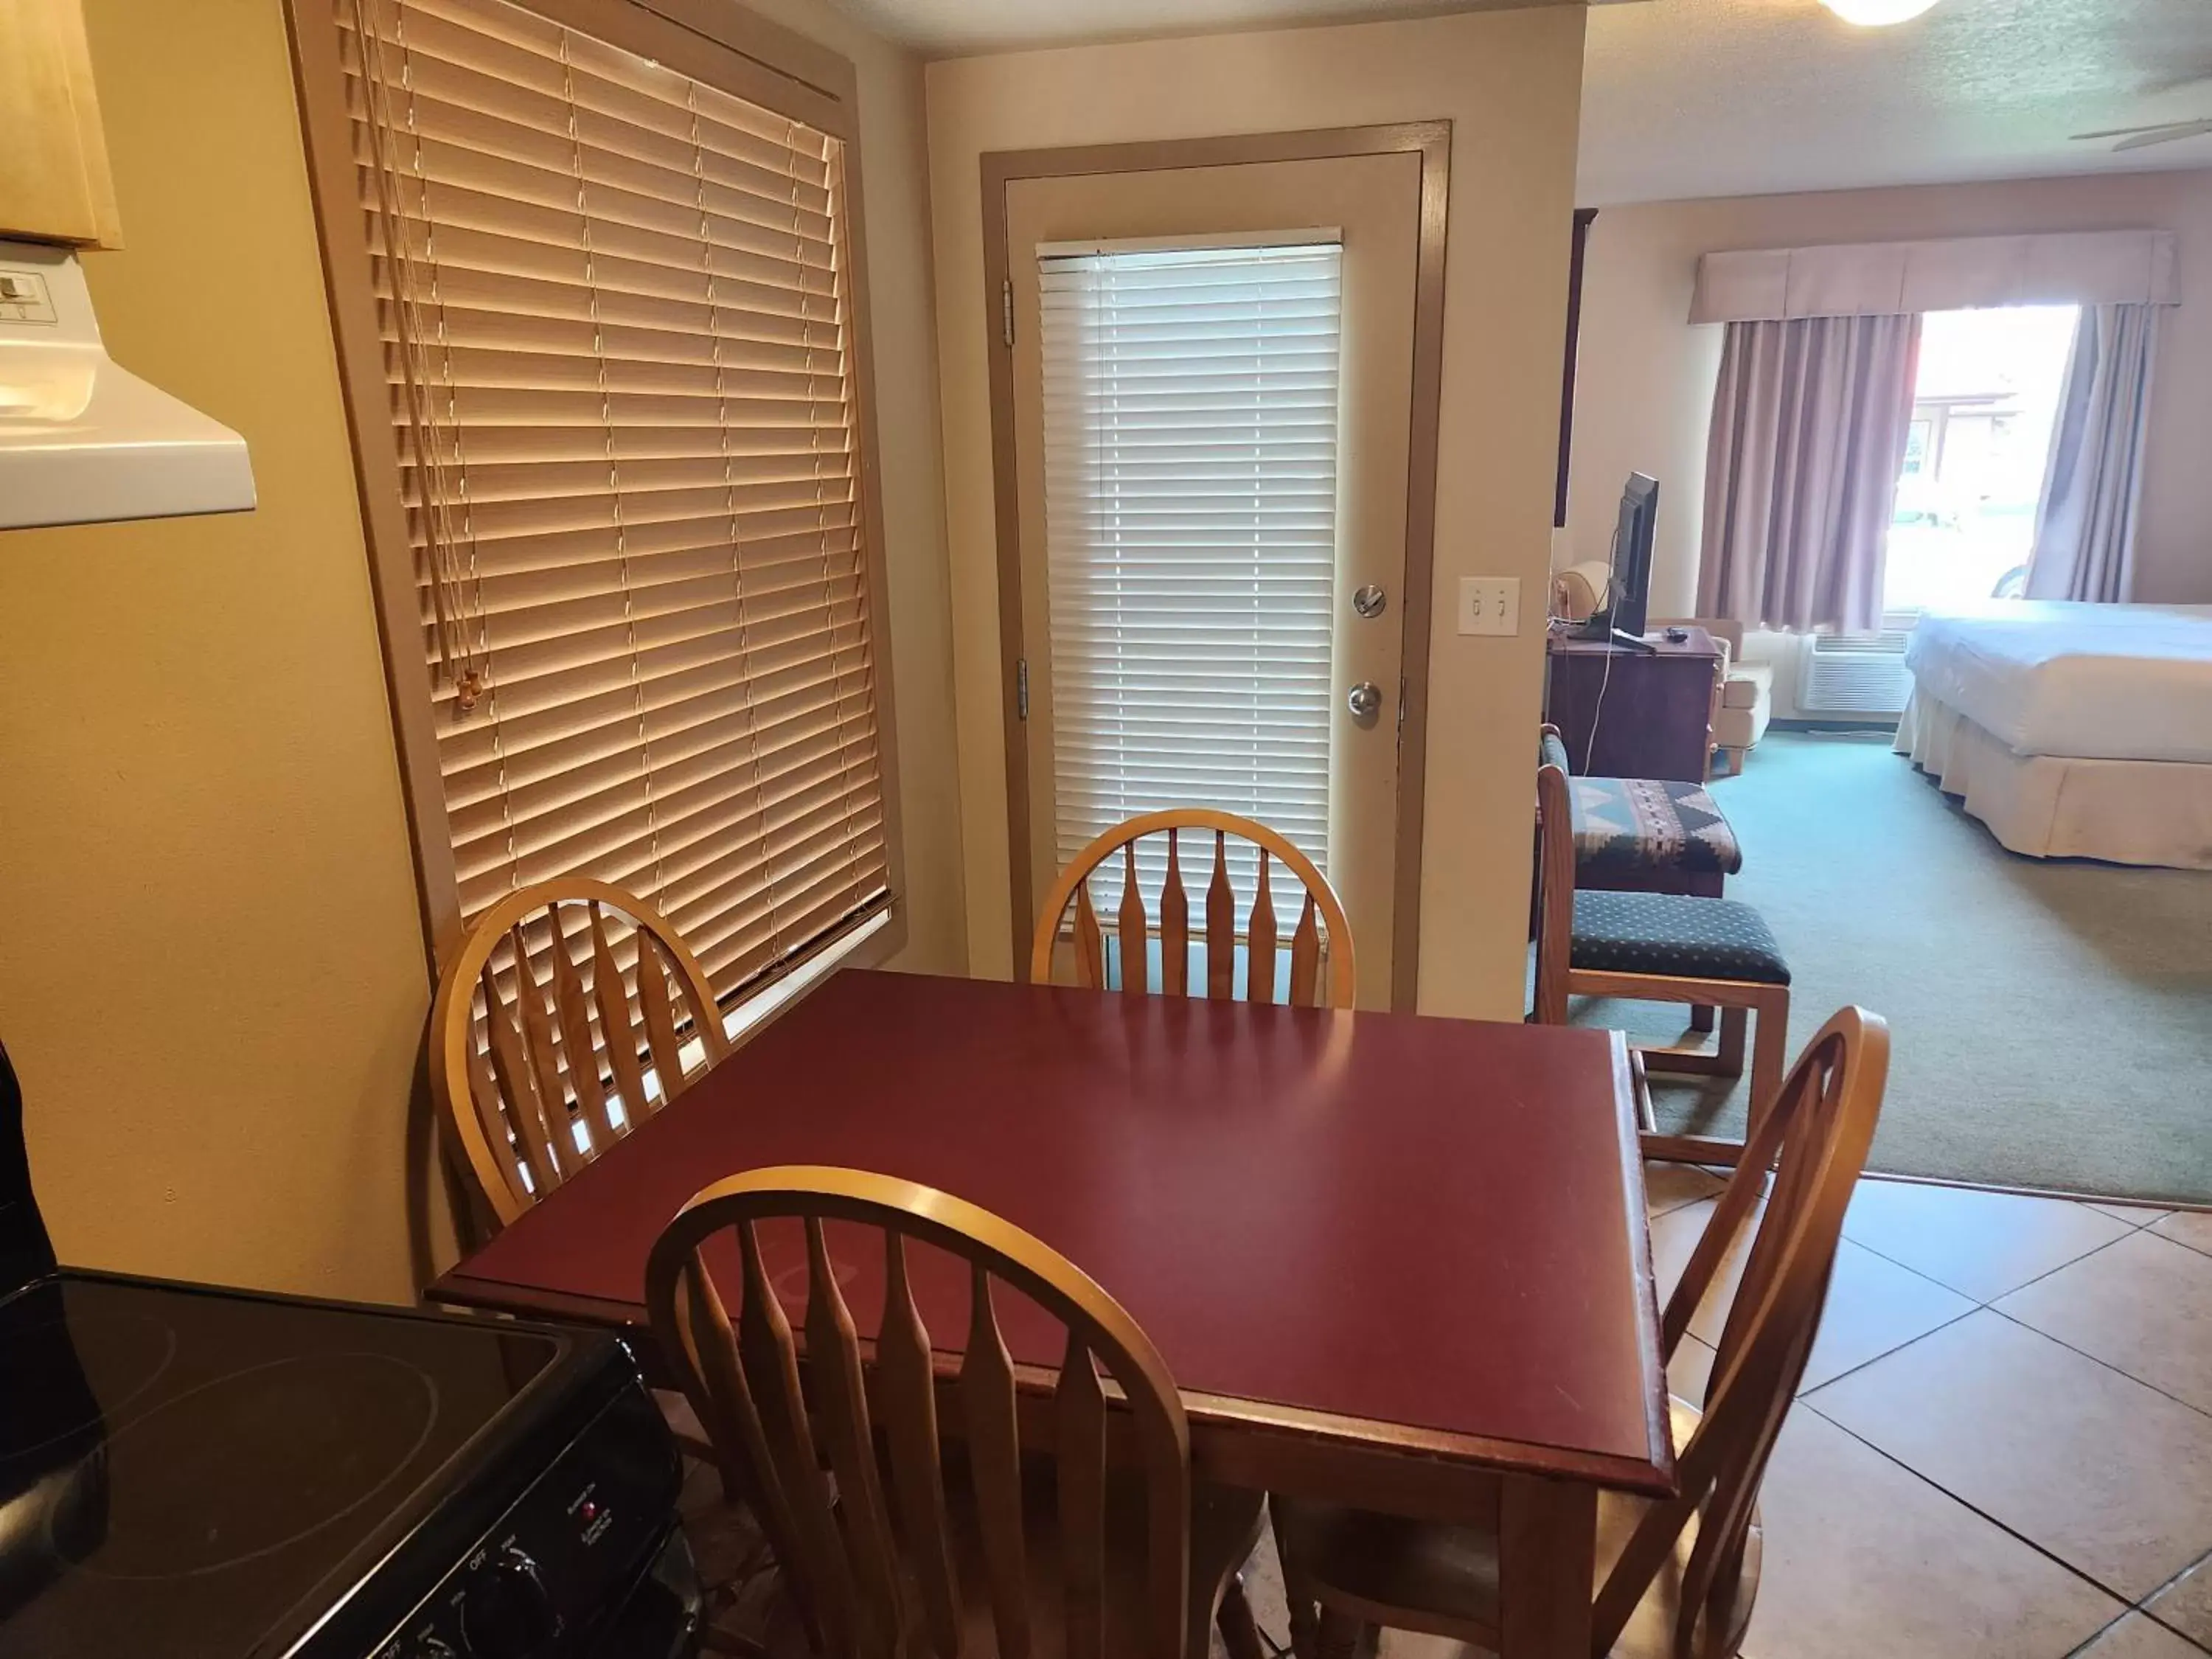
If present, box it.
[1820,0,1940,24]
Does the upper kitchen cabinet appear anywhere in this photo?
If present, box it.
[0,0,123,248]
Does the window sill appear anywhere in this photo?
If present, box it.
[723,908,891,1050]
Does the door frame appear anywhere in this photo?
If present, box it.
[981,122,1452,1012]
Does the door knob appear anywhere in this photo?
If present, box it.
[1346,681,1382,720]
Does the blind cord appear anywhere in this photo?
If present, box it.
[560,27,664,921]
[351,0,484,711]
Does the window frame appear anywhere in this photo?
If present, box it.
[285,0,908,988]
[1554,206,1596,530]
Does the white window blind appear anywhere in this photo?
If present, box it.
[338,0,889,1001]
[1037,241,1342,914]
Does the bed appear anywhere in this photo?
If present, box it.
[1894,599,2212,869]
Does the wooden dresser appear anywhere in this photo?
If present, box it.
[1544,626,1722,782]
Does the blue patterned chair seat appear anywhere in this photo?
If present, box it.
[1570,891,1790,985]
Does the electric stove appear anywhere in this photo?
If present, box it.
[0,1268,699,1659]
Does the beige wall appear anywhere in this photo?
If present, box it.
[1563,169,2212,617]
[0,0,960,1302]
[743,0,967,981]
[925,7,1587,1019]
[1,0,432,1302]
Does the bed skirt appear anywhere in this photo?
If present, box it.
[1893,692,2212,869]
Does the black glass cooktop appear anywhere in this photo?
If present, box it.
[0,1272,566,1659]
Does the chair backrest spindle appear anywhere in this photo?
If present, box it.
[1205,831,1236,998]
[1289,891,1321,1006]
[1160,830,1190,996]
[878,1231,961,1654]
[644,1166,1198,1659]
[963,1261,1033,1658]
[1245,851,1277,1004]
[1591,1006,1891,1658]
[431,877,731,1229]
[1072,880,1105,990]
[1118,842,1149,997]
[1032,809,1354,1009]
[1057,1326,1110,1659]
[476,955,560,1203]
[546,929,614,1149]
[1533,758,1576,1027]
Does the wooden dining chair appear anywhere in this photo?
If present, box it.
[1536,754,1791,1164]
[1270,1005,1890,1659]
[1030,809,1356,1008]
[430,876,731,1231]
[644,1164,1268,1659]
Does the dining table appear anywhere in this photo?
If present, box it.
[430,967,1673,1656]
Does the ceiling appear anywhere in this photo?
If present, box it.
[843,0,2212,206]
[832,0,1563,56]
[1580,0,2212,205]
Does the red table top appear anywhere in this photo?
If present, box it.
[434,969,1670,1492]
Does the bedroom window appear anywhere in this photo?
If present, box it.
[1882,305,2078,614]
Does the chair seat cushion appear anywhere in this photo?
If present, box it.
[1270,1397,1761,1659]
[1570,777,1743,879]
[1572,891,1790,985]
[1714,700,1770,753]
[1722,662,1773,710]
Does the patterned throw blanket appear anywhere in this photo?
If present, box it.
[1570,775,1742,877]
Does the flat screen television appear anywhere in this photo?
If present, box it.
[1576,472,1659,647]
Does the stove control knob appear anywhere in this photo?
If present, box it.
[459,1547,554,1659]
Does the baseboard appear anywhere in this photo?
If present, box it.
[1857,1166,2211,1217]
[1768,717,1898,734]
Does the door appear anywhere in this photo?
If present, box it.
[1002,152,1425,1009]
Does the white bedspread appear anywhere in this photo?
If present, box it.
[1904,600,2212,763]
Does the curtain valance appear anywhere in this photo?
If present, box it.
[1691,230,2179,323]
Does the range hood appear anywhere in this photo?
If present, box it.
[0,237,254,531]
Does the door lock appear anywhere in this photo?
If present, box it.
[1352,584,1388,619]
[1346,681,1383,721]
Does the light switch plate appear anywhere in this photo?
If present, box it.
[1458,577,1520,636]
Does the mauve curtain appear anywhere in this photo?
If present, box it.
[2025,303,2162,604]
[1697,313,1922,636]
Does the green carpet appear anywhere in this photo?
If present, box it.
[1572,730,2212,1204]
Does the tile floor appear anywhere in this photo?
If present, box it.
[1225,1166,2212,1659]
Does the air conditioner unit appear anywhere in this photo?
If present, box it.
[1798,619,1916,717]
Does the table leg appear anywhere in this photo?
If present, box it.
[1500,1473,1597,1659]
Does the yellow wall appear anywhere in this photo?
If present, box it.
[924,8,1587,1018]
[1563,170,2212,614]
[1,0,963,1301]
[2,0,431,1302]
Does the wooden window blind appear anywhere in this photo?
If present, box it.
[337,0,890,1001]
[1037,240,1342,915]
